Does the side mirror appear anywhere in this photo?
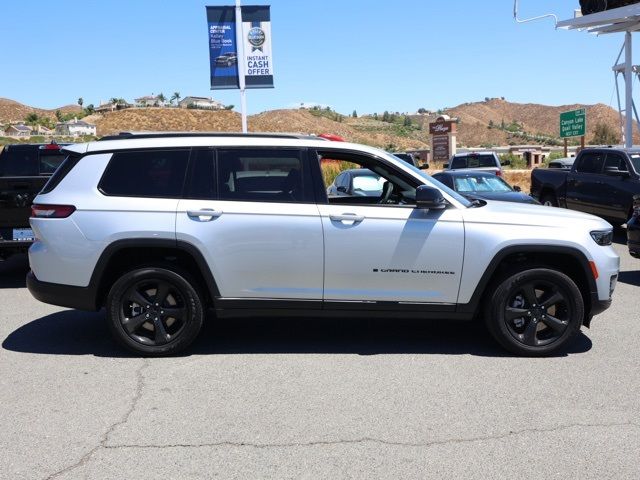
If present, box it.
[513,185,521,192]
[416,185,447,210]
[419,163,430,170]
[604,166,629,177]
[443,163,450,169]
[337,186,347,193]
[501,160,511,166]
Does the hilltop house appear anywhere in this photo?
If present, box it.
[178,96,224,110]
[4,124,32,137]
[55,118,96,137]
[135,95,166,107]
[95,100,132,113]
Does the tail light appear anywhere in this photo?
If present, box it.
[40,141,60,151]
[495,170,502,177]
[31,204,76,218]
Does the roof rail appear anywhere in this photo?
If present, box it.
[97,131,326,141]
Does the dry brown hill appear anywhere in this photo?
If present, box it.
[446,98,637,146]
[91,108,432,151]
[0,98,81,123]
[3,97,634,149]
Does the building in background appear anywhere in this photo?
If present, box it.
[178,96,225,110]
[55,118,96,137]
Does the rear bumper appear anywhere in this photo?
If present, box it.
[26,271,98,311]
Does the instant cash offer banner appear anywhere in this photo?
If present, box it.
[206,5,274,90]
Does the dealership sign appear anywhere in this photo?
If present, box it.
[206,5,274,90]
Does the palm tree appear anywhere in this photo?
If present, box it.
[157,93,166,106]
[171,92,181,106]
[77,97,84,108]
[109,97,119,106]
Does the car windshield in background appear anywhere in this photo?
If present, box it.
[454,175,512,193]
[352,174,383,193]
[629,154,640,174]
[451,155,496,169]
[387,153,472,207]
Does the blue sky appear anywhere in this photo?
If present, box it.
[0,0,632,114]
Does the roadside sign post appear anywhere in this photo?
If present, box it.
[560,108,587,155]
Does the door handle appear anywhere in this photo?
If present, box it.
[187,209,223,221]
[329,213,365,223]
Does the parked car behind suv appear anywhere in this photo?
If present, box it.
[628,194,640,258]
[530,147,640,225]
[27,133,619,356]
[0,142,68,260]
[445,151,508,176]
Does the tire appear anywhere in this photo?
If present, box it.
[484,268,584,356]
[540,193,558,207]
[106,267,204,356]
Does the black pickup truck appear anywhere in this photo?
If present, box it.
[0,143,68,260]
[530,147,640,225]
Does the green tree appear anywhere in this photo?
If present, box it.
[488,120,494,129]
[224,104,235,110]
[591,122,620,145]
[85,104,95,114]
[25,112,39,126]
[352,110,358,118]
[417,107,427,114]
[77,97,83,108]
[403,115,412,127]
[382,111,390,122]
[171,92,181,105]
[109,97,119,105]
[157,93,166,105]
[55,110,63,121]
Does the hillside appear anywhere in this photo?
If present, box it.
[89,108,431,151]
[444,98,638,146]
[0,98,81,123]
[2,97,634,149]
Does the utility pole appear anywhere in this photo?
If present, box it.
[235,0,248,133]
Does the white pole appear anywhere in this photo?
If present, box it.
[235,0,248,133]
[625,31,633,148]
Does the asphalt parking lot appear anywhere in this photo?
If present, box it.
[1,236,639,480]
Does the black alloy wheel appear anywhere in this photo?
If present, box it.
[485,268,584,356]
[107,267,203,355]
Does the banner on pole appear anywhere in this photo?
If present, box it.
[206,5,274,90]
[206,6,239,90]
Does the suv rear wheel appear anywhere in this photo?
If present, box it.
[106,267,204,356]
[484,268,584,356]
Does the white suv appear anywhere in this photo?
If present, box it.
[27,133,619,356]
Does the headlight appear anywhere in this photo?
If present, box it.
[590,230,613,246]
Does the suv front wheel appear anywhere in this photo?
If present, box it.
[484,268,584,356]
[106,267,204,356]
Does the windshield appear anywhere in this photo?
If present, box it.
[451,154,496,169]
[454,175,512,193]
[384,152,472,207]
[629,154,640,174]
[352,174,383,193]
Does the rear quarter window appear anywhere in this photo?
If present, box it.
[99,149,190,198]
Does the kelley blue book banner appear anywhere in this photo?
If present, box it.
[206,5,274,90]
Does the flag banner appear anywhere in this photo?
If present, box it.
[206,6,240,90]
[241,6,274,89]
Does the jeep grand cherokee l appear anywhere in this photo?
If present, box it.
[27,133,619,356]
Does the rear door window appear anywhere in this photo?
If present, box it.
[38,149,67,175]
[99,149,190,197]
[604,153,628,172]
[216,148,311,203]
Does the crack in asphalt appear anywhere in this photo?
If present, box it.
[103,420,640,451]
[43,359,149,480]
